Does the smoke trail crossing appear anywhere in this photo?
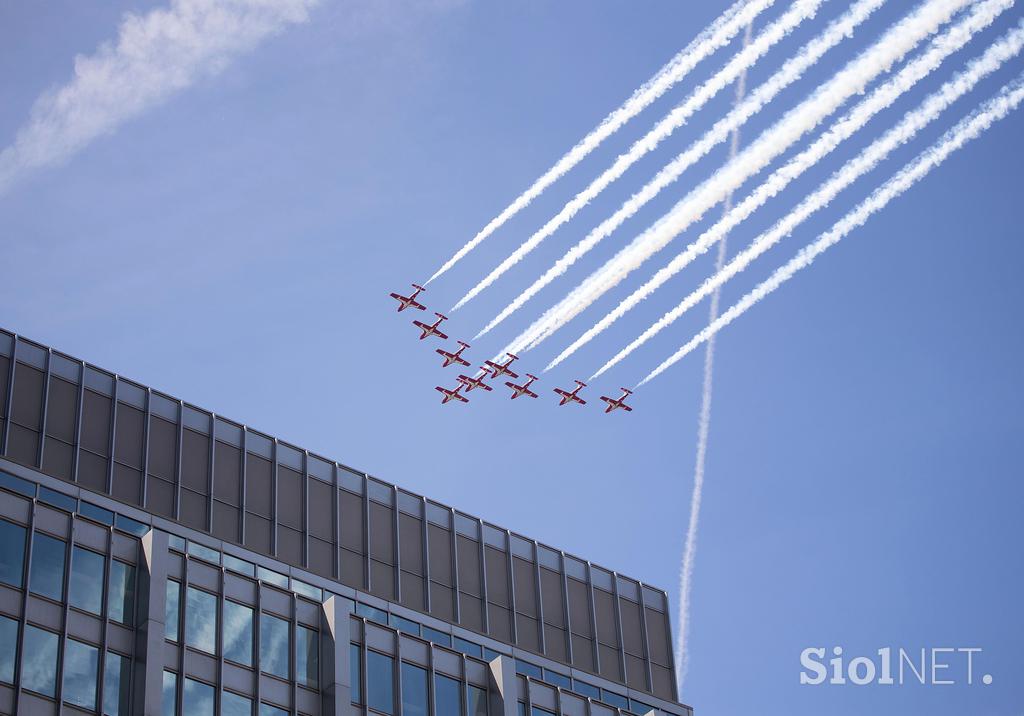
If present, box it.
[453,0,823,310]
[639,73,1024,386]
[675,20,753,691]
[479,0,886,339]
[550,0,1013,373]
[425,0,775,285]
[597,17,1024,379]
[505,0,969,356]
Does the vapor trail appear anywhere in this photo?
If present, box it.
[640,73,1024,386]
[0,0,317,194]
[479,0,886,339]
[554,0,1013,373]
[452,0,823,311]
[505,0,969,356]
[424,0,774,285]
[674,20,753,691]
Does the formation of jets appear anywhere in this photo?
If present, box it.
[390,284,633,412]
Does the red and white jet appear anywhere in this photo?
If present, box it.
[457,371,493,393]
[436,341,471,368]
[505,374,539,400]
[413,312,449,341]
[390,284,426,312]
[599,388,633,414]
[554,380,588,406]
[484,353,519,380]
[435,383,469,404]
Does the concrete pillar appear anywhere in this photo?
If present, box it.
[134,529,169,716]
[488,654,519,716]
[321,595,355,716]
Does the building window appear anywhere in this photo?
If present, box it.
[0,615,17,684]
[165,580,181,641]
[69,546,105,615]
[222,691,253,716]
[296,625,319,688]
[401,662,428,716]
[366,650,395,715]
[468,685,488,716]
[21,625,59,696]
[0,521,26,588]
[62,639,99,710]
[435,673,463,716]
[350,643,362,704]
[260,613,290,679]
[259,704,289,716]
[223,601,254,666]
[29,532,66,601]
[103,652,132,716]
[183,677,215,716]
[162,671,178,716]
[185,586,218,654]
[108,560,135,624]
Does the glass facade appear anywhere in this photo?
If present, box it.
[0,328,692,716]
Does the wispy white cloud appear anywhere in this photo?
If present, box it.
[0,0,318,194]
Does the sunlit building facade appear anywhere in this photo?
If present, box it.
[0,328,692,716]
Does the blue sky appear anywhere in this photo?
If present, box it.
[2,1,1023,714]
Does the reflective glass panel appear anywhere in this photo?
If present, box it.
[454,636,481,658]
[435,673,463,716]
[62,639,99,709]
[165,580,181,641]
[350,643,362,704]
[0,615,16,684]
[108,560,135,624]
[366,650,395,715]
[296,625,318,688]
[260,704,288,716]
[29,532,66,600]
[103,652,132,716]
[183,678,215,716]
[401,662,428,716]
[468,685,488,716]
[224,601,254,666]
[162,671,177,716]
[0,521,26,587]
[222,691,253,716]
[223,696,252,716]
[185,586,218,654]
[21,626,59,696]
[69,546,105,615]
[260,613,290,679]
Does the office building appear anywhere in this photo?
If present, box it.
[0,328,691,716]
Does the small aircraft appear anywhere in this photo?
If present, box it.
[436,341,471,368]
[435,383,469,404]
[413,312,449,341]
[554,380,588,407]
[505,374,539,400]
[484,353,519,380]
[457,371,493,393]
[390,284,426,312]
[599,388,634,414]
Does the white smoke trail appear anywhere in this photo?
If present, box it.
[478,0,887,339]
[506,0,969,356]
[0,0,318,195]
[424,0,775,285]
[452,0,823,311]
[598,17,1024,379]
[640,73,1024,386]
[674,20,753,691]
[555,0,1013,374]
